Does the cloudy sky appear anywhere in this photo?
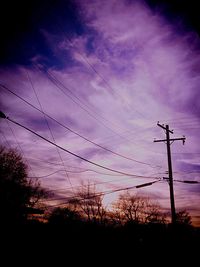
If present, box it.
[0,0,200,225]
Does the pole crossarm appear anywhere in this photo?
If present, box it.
[154,139,167,143]
[157,122,173,134]
[154,137,186,144]
[170,137,186,144]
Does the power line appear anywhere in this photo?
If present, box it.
[46,176,148,193]
[25,156,66,166]
[28,167,162,180]
[37,175,161,197]
[29,169,124,179]
[37,67,129,134]
[44,179,160,202]
[26,71,73,190]
[28,169,74,179]
[0,83,160,169]
[0,84,163,168]
[58,32,145,118]
[37,67,127,137]
[174,170,200,174]
[45,70,148,147]
[163,177,200,184]
[171,152,200,155]
[36,64,146,143]
[1,112,163,179]
[174,179,200,184]
[45,179,161,207]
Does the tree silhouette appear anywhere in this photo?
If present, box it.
[176,210,192,225]
[112,192,146,224]
[0,146,47,224]
[70,182,107,224]
[144,202,166,224]
[112,192,165,225]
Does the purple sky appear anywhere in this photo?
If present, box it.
[0,0,200,225]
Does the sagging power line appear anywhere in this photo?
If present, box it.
[0,83,161,169]
[0,111,162,180]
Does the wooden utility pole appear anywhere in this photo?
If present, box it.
[154,122,185,224]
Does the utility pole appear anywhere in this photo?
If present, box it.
[154,122,185,224]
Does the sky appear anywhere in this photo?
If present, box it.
[0,0,200,225]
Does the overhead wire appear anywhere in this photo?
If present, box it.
[35,62,148,144]
[36,66,126,136]
[39,67,129,133]
[39,68,150,146]
[3,114,163,178]
[28,167,163,180]
[28,169,125,179]
[174,179,200,184]
[41,67,142,145]
[26,71,74,191]
[174,170,200,174]
[0,117,160,201]
[45,179,161,207]
[56,27,145,118]
[46,176,147,193]
[0,83,161,169]
[45,171,165,195]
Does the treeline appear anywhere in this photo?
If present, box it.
[45,184,193,227]
[1,146,200,260]
[0,145,193,227]
[47,189,167,226]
